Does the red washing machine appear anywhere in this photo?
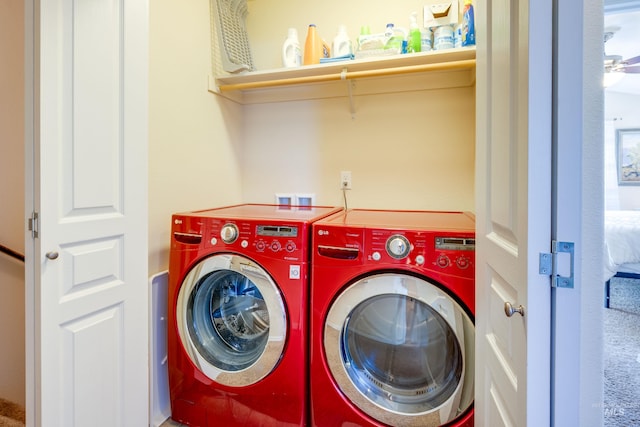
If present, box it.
[168,204,342,426]
[310,209,475,427]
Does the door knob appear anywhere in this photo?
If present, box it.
[504,301,525,317]
[45,251,59,260]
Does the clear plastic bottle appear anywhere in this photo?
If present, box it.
[433,25,454,50]
[421,28,432,52]
[384,23,406,53]
[282,28,302,68]
[454,24,463,48]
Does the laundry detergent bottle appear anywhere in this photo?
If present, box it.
[462,0,476,46]
[282,27,302,67]
[303,24,322,65]
[331,25,353,58]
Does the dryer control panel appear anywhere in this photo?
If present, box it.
[432,235,475,272]
[368,229,474,275]
[314,225,475,279]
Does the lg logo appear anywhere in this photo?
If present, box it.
[317,229,329,236]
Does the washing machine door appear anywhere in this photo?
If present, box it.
[324,273,474,426]
[176,253,286,386]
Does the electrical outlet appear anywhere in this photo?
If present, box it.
[295,193,316,207]
[340,171,352,190]
[275,193,294,206]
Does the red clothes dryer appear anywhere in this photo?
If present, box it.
[310,209,475,427]
[168,204,341,426]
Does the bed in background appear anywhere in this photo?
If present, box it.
[604,210,640,308]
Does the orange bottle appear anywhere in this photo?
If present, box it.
[303,24,323,65]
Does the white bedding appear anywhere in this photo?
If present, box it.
[604,210,640,281]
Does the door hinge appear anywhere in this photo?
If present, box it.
[539,241,574,288]
[28,212,39,239]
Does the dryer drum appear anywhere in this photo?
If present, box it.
[188,269,270,371]
[324,273,474,426]
[342,294,463,412]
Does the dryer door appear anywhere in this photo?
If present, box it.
[324,273,474,426]
[176,253,286,386]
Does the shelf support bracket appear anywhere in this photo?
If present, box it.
[341,68,356,118]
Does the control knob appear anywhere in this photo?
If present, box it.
[270,241,282,252]
[436,254,450,268]
[386,235,411,259]
[220,223,239,244]
[456,256,470,269]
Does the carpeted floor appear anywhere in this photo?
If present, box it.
[604,276,640,427]
[0,398,24,427]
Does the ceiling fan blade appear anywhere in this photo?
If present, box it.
[623,55,640,66]
[622,65,640,74]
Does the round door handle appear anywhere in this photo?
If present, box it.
[46,251,59,260]
[504,301,525,317]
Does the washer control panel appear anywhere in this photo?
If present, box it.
[207,219,305,261]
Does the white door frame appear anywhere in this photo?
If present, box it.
[552,1,604,424]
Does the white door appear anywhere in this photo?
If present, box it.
[24,1,149,426]
[475,0,553,425]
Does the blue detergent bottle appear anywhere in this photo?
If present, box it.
[462,0,476,46]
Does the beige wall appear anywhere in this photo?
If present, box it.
[242,0,476,210]
[148,0,244,274]
[0,0,26,407]
[242,88,475,210]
